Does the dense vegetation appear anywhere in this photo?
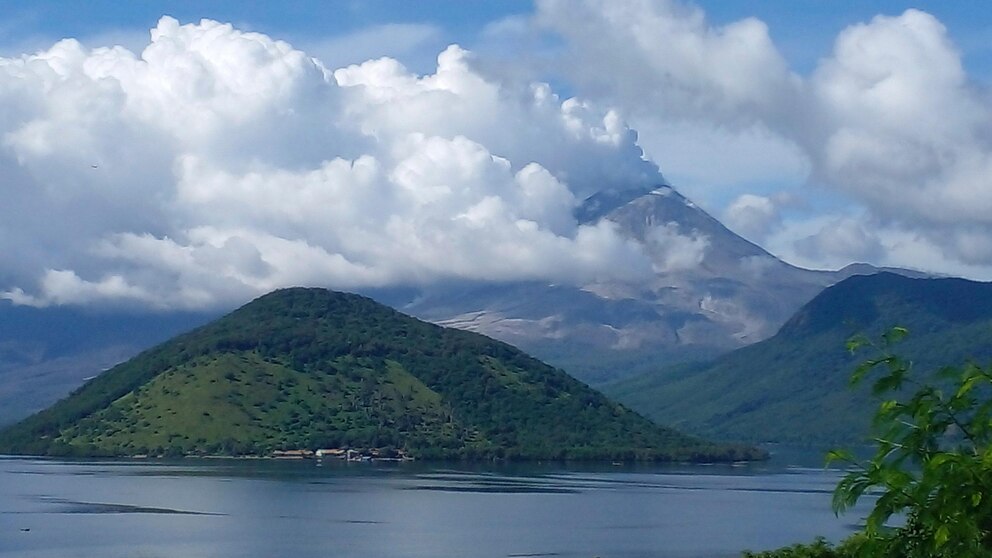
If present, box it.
[744,329,992,557]
[606,273,992,445]
[0,288,761,461]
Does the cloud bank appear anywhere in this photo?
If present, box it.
[0,17,663,309]
[538,0,992,275]
[4,4,991,309]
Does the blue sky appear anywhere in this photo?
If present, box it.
[4,1,988,76]
[4,1,988,97]
[1,2,528,59]
[702,1,991,77]
[1,1,991,308]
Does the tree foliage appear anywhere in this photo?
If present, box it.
[827,327,992,556]
[742,537,858,558]
[748,327,992,556]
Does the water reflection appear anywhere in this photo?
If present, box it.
[0,452,866,558]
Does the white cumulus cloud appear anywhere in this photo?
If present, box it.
[0,16,672,309]
[537,0,992,276]
[537,0,798,124]
[645,223,709,272]
[722,194,779,242]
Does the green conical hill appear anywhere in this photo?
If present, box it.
[0,288,758,461]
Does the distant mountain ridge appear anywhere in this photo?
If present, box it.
[0,303,214,425]
[605,273,992,445]
[0,287,760,462]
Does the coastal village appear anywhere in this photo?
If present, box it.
[271,448,413,462]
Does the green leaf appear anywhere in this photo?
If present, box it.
[872,369,905,395]
[876,400,901,418]
[846,334,869,353]
[826,448,855,466]
[851,358,886,386]
[956,375,981,399]
[882,326,909,345]
[935,524,950,547]
[927,453,953,469]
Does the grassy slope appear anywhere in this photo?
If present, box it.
[605,273,992,445]
[0,288,761,461]
[62,353,466,456]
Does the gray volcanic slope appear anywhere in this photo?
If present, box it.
[402,185,912,384]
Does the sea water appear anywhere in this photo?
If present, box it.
[0,451,866,558]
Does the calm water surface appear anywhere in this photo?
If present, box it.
[0,450,867,558]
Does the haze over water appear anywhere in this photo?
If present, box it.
[0,452,865,558]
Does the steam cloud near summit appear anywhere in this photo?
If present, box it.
[540,1,992,274]
[0,17,665,309]
[3,1,992,309]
